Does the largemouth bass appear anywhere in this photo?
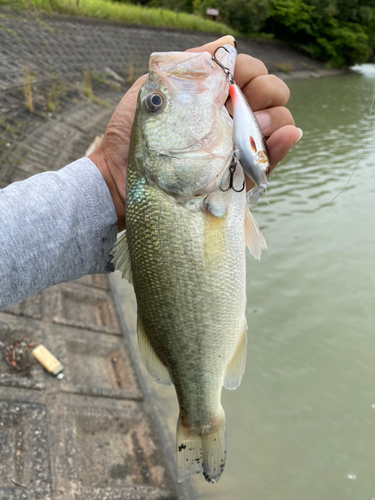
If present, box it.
[112,45,266,484]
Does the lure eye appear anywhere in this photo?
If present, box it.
[144,93,164,112]
[266,166,271,176]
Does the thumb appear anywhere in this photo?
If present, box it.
[185,35,236,55]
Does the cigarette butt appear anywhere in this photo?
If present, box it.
[32,345,63,375]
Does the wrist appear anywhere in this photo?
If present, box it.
[89,149,126,232]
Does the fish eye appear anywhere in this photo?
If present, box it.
[144,93,164,112]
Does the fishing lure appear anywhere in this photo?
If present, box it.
[213,46,270,205]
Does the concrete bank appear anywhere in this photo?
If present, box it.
[0,5,348,93]
[0,9,350,500]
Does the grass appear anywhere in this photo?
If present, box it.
[22,63,34,111]
[0,0,238,35]
[46,81,64,111]
[18,62,112,113]
[82,67,108,106]
[126,64,135,84]
[91,71,121,91]
[0,21,20,36]
[273,61,293,73]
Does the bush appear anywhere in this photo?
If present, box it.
[266,0,372,66]
[194,0,270,33]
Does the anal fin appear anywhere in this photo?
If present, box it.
[223,320,247,390]
[111,230,133,284]
[137,319,172,386]
[244,206,267,260]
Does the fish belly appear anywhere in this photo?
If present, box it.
[126,176,247,483]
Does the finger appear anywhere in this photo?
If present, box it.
[241,74,291,111]
[108,75,147,129]
[267,125,302,169]
[232,53,268,89]
[244,125,302,191]
[255,106,295,137]
[185,35,236,55]
[126,74,147,102]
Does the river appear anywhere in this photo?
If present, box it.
[110,64,375,500]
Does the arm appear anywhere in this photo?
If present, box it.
[0,157,118,307]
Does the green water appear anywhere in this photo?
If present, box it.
[111,66,375,499]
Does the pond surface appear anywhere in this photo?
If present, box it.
[111,65,375,500]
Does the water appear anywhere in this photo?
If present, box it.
[111,65,375,500]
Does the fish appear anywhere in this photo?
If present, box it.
[112,45,266,484]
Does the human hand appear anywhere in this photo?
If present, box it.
[89,35,301,232]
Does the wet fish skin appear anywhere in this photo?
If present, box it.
[112,46,265,483]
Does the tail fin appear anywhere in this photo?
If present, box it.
[176,411,226,484]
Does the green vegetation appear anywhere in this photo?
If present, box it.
[2,0,375,66]
[91,71,122,91]
[82,67,109,106]
[127,0,375,65]
[22,64,34,112]
[0,0,236,34]
[266,0,374,66]
[46,81,66,111]
[16,64,117,114]
[273,61,294,73]
[194,0,270,34]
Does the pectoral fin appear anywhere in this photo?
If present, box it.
[137,319,172,386]
[223,320,247,390]
[244,206,267,260]
[111,231,133,284]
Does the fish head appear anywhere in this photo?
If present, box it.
[133,46,237,199]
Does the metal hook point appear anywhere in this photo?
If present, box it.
[212,46,230,70]
[212,46,234,85]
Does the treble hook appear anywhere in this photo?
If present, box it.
[212,46,234,85]
[220,153,245,193]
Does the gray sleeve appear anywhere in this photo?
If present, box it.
[0,157,118,307]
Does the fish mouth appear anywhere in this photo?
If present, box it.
[153,149,234,200]
[149,51,213,80]
[197,152,235,194]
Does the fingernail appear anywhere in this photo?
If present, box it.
[256,112,271,132]
[221,35,236,47]
[295,127,303,143]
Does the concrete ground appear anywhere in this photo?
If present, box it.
[0,8,346,500]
